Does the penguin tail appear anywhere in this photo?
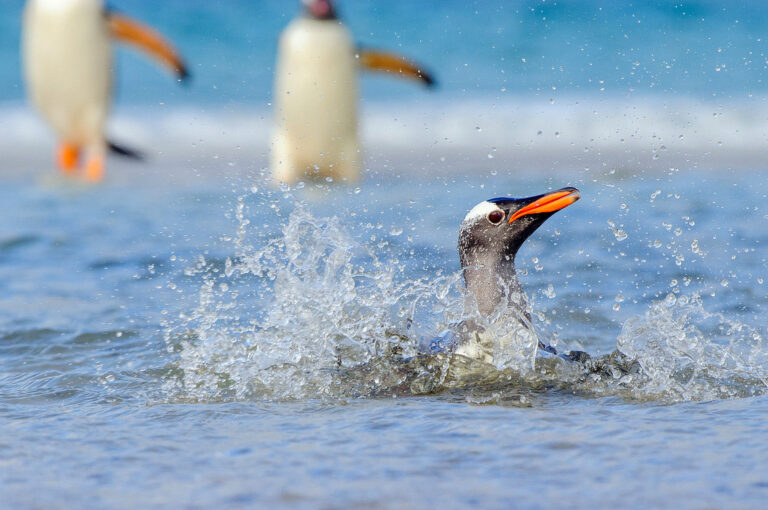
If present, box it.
[107,140,144,161]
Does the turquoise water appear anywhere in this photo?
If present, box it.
[3,1,768,105]
[3,1,768,508]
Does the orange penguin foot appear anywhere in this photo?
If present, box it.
[57,143,80,174]
[84,155,105,183]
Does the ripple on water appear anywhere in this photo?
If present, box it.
[0,234,40,252]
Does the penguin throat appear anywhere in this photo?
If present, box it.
[462,254,528,319]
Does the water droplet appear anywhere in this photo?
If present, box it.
[389,227,403,236]
[607,219,627,241]
[691,239,704,255]
[720,279,729,287]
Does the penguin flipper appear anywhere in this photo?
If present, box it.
[106,12,190,82]
[356,49,436,87]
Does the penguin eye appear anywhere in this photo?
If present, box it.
[487,210,505,224]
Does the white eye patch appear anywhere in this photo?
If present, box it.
[463,201,502,223]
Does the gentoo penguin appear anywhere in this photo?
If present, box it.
[271,0,435,184]
[22,0,189,182]
[430,187,584,365]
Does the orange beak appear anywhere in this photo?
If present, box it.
[508,187,580,223]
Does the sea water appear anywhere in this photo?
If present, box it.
[2,1,768,508]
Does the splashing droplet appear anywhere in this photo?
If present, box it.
[541,284,556,299]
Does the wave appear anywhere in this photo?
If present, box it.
[3,95,768,176]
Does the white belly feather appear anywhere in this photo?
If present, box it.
[271,18,360,183]
[23,0,111,147]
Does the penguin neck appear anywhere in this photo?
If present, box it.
[462,252,528,320]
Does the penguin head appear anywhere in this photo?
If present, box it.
[302,0,337,20]
[458,187,580,269]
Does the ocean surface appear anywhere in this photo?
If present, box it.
[2,1,768,509]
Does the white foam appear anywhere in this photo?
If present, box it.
[4,94,768,178]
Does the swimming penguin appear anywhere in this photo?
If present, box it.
[22,0,189,182]
[428,187,585,365]
[271,0,435,184]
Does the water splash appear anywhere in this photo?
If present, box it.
[162,196,768,405]
[163,201,526,402]
[166,207,399,400]
[615,293,768,402]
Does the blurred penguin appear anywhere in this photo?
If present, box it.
[22,0,189,182]
[271,0,435,184]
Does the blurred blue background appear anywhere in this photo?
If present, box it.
[3,0,768,107]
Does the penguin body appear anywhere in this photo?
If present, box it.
[271,17,360,183]
[271,0,435,184]
[440,188,582,366]
[22,0,188,181]
[23,0,111,177]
